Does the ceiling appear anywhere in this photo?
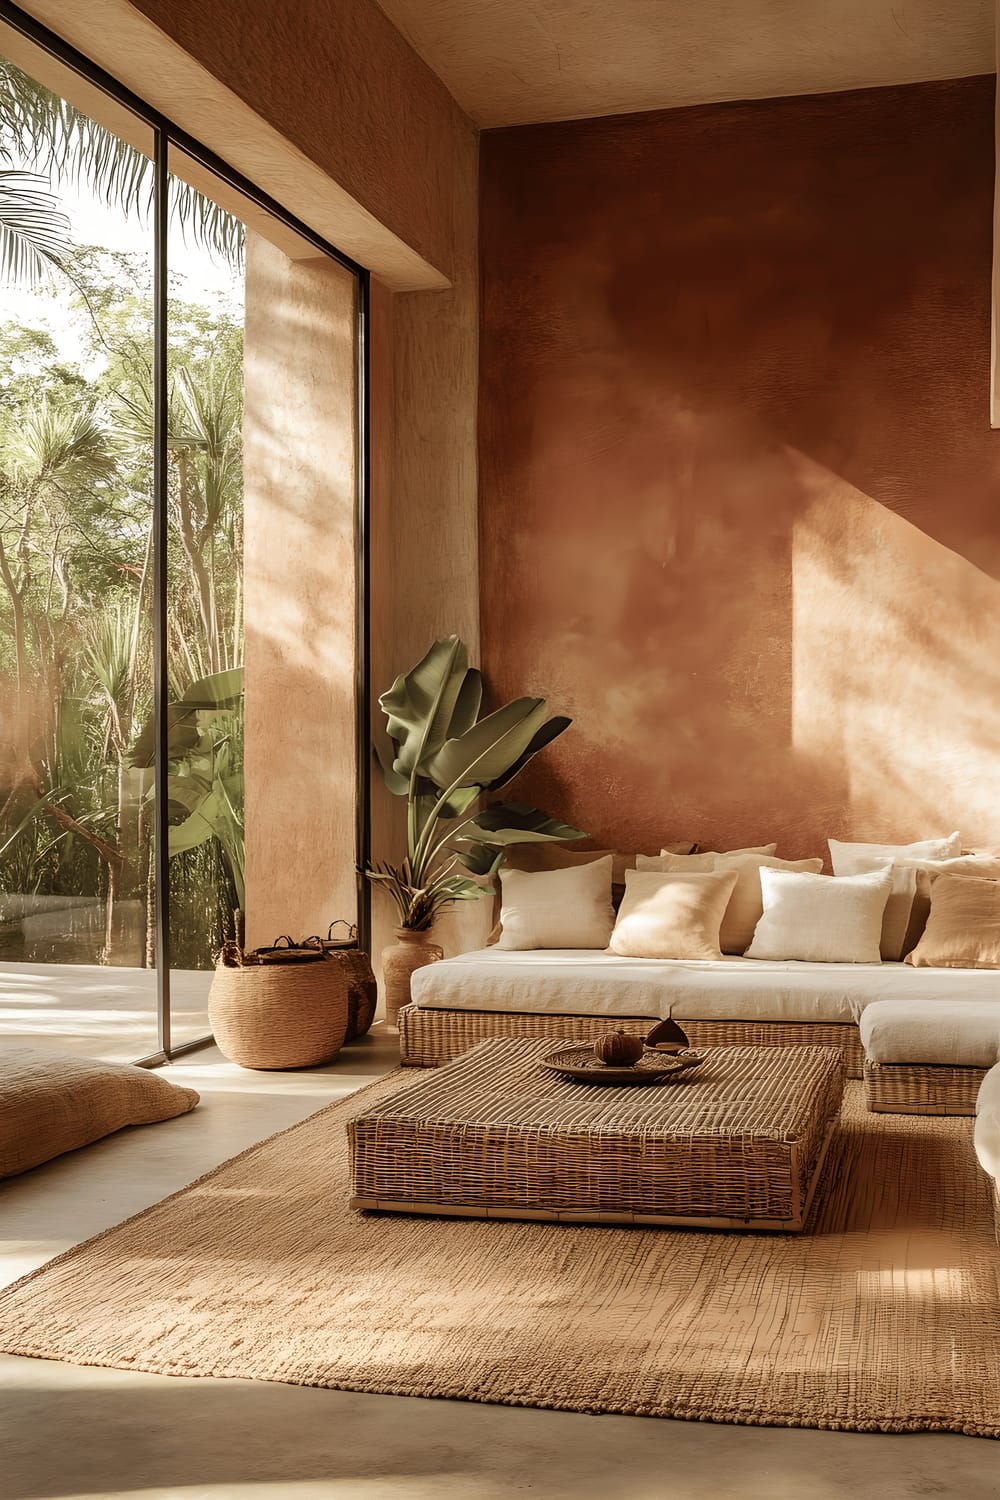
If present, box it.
[375,0,995,128]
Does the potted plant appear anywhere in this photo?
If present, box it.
[369,635,584,1025]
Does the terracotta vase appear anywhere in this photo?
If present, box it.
[382,927,443,1030]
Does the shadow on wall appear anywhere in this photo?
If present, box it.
[507,411,1000,861]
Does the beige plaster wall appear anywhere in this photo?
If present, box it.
[242,235,360,946]
[369,264,486,961]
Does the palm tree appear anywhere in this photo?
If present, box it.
[0,167,70,283]
[0,55,243,284]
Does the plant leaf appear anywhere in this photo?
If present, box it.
[0,170,70,285]
[379,635,468,777]
[421,698,549,791]
[130,668,243,767]
[457,804,587,846]
[436,784,481,820]
[373,736,409,797]
[456,842,506,878]
[484,716,572,793]
[446,668,483,739]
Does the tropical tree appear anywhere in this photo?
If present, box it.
[0,54,243,285]
[0,50,246,967]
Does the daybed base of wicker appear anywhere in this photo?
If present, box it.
[397,1004,865,1077]
[863,1060,987,1116]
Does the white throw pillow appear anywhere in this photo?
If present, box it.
[645,850,824,954]
[828,832,961,876]
[745,867,893,964]
[635,844,777,872]
[495,855,615,950]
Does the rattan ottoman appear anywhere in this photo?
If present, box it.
[349,1037,845,1232]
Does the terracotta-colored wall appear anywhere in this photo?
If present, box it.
[479,77,1000,860]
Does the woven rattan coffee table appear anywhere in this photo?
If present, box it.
[349,1037,845,1232]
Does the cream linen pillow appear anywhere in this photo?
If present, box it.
[645,850,823,954]
[851,853,1000,961]
[486,843,697,945]
[828,832,961,876]
[496,855,615,950]
[608,869,739,960]
[745,867,893,964]
[635,843,777,872]
[906,873,1000,969]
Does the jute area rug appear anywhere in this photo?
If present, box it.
[1,1073,998,1435]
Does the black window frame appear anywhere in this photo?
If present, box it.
[0,1,371,1064]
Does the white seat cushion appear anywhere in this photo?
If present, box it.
[860,999,1000,1066]
[409,948,1000,1026]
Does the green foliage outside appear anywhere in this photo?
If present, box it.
[0,57,245,968]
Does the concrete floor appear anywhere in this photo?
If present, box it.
[0,959,213,1061]
[2,1029,999,1499]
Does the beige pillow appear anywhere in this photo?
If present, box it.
[496,855,615,950]
[906,873,1000,969]
[486,846,612,945]
[607,869,739,960]
[828,832,961,876]
[852,853,1000,961]
[646,851,823,954]
[745,867,892,964]
[488,843,696,944]
[0,1047,199,1178]
[636,843,777,872]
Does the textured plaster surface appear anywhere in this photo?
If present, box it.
[376,0,994,127]
[243,235,359,946]
[121,0,475,280]
[479,77,1000,860]
[368,122,483,964]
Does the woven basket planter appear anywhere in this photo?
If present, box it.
[208,940,351,1070]
[312,923,377,1043]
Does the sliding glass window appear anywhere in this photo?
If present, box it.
[0,11,367,1064]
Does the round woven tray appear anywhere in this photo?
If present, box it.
[540,1045,705,1086]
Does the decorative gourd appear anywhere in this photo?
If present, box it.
[644,1018,690,1054]
[593,1030,645,1066]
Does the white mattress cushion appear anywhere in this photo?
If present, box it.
[974,1063,1000,1182]
[860,999,1000,1066]
[409,948,1000,1025]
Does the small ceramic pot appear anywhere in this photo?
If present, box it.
[381,927,443,1030]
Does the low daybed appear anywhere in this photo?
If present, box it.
[402,947,1000,1079]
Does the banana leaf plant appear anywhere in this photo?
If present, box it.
[131,667,245,939]
[370,635,585,931]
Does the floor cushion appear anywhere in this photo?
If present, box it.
[0,1047,200,1177]
[860,1000,1000,1067]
